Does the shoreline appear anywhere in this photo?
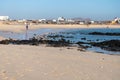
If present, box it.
[0,24,120,53]
[0,24,120,33]
[0,24,120,80]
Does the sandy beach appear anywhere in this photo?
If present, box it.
[1,0,120,79]
[0,24,120,80]
[0,36,5,41]
[0,45,120,80]
[0,24,120,33]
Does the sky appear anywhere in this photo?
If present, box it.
[0,0,120,20]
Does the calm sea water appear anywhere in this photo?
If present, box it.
[0,29,62,40]
[0,28,120,54]
[45,28,120,43]
[44,28,120,55]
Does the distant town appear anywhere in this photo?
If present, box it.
[0,16,120,25]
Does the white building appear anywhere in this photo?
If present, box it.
[118,19,120,23]
[58,17,65,21]
[90,21,95,24]
[38,19,46,22]
[38,19,47,24]
[52,19,57,22]
[67,19,74,23]
[114,17,120,24]
[57,17,66,24]
[18,19,27,22]
[79,22,85,25]
[0,16,9,21]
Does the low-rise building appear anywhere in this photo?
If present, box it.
[38,19,47,24]
[90,21,95,24]
[57,17,66,24]
[111,17,120,24]
[0,16,9,21]
[66,19,75,24]
[18,19,27,23]
[79,21,85,25]
[58,17,65,21]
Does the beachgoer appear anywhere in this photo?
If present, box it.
[25,22,29,30]
[25,22,29,40]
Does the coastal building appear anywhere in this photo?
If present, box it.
[72,18,83,24]
[79,21,85,25]
[52,19,57,23]
[38,19,46,22]
[0,16,9,21]
[18,19,27,23]
[111,17,120,24]
[58,17,65,21]
[52,19,57,24]
[57,17,66,24]
[66,19,75,24]
[118,19,120,23]
[90,21,95,24]
[115,17,120,23]
[38,19,47,24]
[46,20,53,24]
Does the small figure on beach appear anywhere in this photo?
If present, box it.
[25,22,29,30]
[25,22,30,40]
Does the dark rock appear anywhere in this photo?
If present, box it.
[81,37,86,40]
[76,41,86,44]
[96,39,99,41]
[89,32,120,36]
[92,40,120,51]
[0,38,71,47]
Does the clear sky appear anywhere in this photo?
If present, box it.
[0,0,120,20]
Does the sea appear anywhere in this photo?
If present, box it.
[0,28,120,55]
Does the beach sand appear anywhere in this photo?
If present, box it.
[0,24,120,80]
[0,24,120,32]
[0,36,5,41]
[0,45,120,80]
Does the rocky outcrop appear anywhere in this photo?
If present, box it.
[92,40,120,51]
[89,32,120,36]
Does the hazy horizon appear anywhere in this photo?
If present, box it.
[0,0,120,20]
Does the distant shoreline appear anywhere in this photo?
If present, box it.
[0,24,120,33]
